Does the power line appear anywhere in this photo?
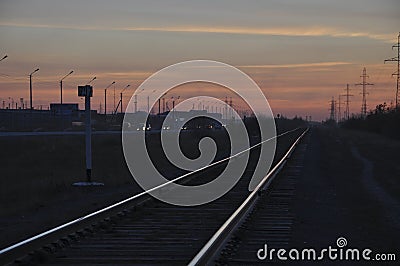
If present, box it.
[337,94,343,122]
[355,67,374,118]
[343,84,353,120]
[384,32,400,109]
[329,97,335,121]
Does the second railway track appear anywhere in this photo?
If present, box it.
[1,127,309,265]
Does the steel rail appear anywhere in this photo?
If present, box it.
[0,127,303,257]
[188,127,309,265]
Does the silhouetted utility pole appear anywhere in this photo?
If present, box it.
[343,84,353,120]
[133,88,144,113]
[229,97,233,119]
[356,67,374,118]
[225,96,228,120]
[338,95,342,122]
[147,90,156,114]
[29,68,39,109]
[104,81,115,115]
[113,86,116,112]
[120,92,123,114]
[60,70,73,104]
[134,95,138,113]
[330,97,335,121]
[384,32,400,109]
[115,84,130,114]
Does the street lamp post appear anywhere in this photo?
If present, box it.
[0,55,7,62]
[87,76,96,85]
[147,90,156,114]
[134,88,144,113]
[120,84,130,114]
[162,96,167,113]
[104,81,115,115]
[29,68,39,109]
[60,70,74,104]
[158,92,167,115]
[172,96,180,129]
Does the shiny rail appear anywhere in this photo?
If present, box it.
[189,127,309,265]
[0,127,302,258]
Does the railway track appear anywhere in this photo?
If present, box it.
[190,129,309,265]
[0,127,308,265]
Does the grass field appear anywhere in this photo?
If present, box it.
[0,134,134,216]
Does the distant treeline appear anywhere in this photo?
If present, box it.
[341,103,400,140]
[243,115,307,137]
[275,115,308,132]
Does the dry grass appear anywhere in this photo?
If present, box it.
[0,135,134,216]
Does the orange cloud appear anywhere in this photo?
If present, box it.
[0,22,395,43]
[238,62,353,69]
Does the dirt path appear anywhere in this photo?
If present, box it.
[290,127,399,265]
[351,144,400,227]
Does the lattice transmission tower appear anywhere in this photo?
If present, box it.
[343,84,353,120]
[384,32,400,109]
[356,68,374,117]
[329,97,336,121]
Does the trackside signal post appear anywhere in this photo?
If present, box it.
[73,85,103,186]
[79,85,93,181]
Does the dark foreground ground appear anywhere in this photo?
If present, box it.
[0,124,297,251]
[1,125,399,265]
[290,127,400,265]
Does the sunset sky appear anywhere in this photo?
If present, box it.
[0,0,399,121]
